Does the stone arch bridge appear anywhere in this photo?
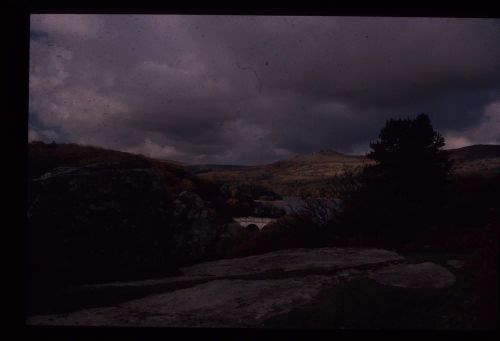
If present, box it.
[233,217,276,230]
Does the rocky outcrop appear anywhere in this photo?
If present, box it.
[28,275,338,327]
[26,247,459,328]
[180,247,405,278]
[27,162,221,289]
[369,262,456,289]
[167,191,219,265]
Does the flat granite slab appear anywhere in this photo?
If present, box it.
[28,275,339,328]
[369,262,456,289]
[78,247,404,290]
[27,248,457,328]
[180,247,405,278]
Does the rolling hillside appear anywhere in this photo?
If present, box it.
[193,150,373,196]
[28,141,213,198]
[448,145,500,175]
[192,145,500,196]
[29,142,499,197]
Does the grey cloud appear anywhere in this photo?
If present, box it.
[29,15,500,164]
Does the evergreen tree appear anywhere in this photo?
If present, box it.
[367,113,452,201]
[335,114,452,247]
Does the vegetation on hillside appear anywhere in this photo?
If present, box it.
[28,141,225,202]
[198,150,372,197]
[198,143,499,198]
[224,114,498,254]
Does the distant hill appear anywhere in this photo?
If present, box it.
[196,150,373,196]
[28,141,213,197]
[29,142,499,197]
[447,144,500,176]
[448,144,500,162]
[196,145,500,196]
[190,164,252,175]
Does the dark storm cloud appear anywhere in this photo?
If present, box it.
[29,15,500,164]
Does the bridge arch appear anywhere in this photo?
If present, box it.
[233,217,276,230]
[246,224,259,231]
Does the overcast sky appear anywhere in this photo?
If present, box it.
[29,15,500,164]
